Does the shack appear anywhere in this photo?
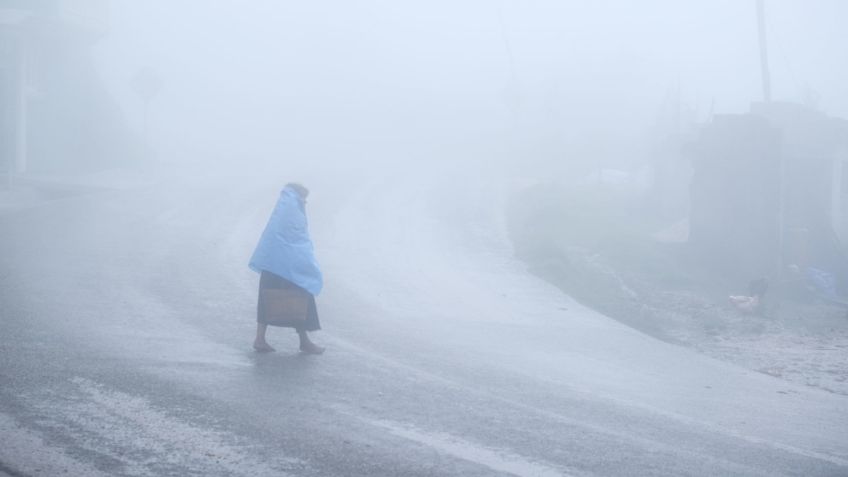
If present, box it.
[688,101,848,292]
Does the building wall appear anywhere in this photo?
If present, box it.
[0,37,10,179]
[0,29,25,179]
[690,103,848,288]
[688,114,782,278]
[1,0,140,175]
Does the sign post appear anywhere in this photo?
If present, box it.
[130,66,162,156]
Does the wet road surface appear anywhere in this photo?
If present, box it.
[1,165,847,476]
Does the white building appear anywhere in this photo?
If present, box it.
[0,0,107,185]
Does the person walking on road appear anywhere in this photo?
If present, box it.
[249,183,324,354]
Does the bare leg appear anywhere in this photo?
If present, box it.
[298,329,324,354]
[253,323,275,352]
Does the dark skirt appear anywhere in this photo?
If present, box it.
[257,271,321,331]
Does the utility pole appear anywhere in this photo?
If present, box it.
[131,66,161,158]
[756,0,772,102]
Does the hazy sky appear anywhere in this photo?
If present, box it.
[92,0,848,169]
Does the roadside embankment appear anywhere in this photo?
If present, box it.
[507,181,848,395]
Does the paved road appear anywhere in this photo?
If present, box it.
[1,164,847,476]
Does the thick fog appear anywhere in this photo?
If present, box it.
[92,0,848,173]
[3,1,848,475]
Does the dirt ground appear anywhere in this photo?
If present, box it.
[522,244,848,396]
[508,184,848,397]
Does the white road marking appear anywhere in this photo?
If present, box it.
[358,414,571,477]
[29,377,302,477]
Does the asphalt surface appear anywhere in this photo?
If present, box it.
[1,164,847,476]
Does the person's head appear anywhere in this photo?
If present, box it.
[286,183,309,200]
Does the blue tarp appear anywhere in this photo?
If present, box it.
[249,186,323,295]
[804,266,844,304]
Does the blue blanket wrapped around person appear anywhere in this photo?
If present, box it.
[249,186,323,296]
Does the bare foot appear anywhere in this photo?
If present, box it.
[253,341,276,353]
[299,342,325,355]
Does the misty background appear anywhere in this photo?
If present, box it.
[90,0,848,173]
[3,1,848,475]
